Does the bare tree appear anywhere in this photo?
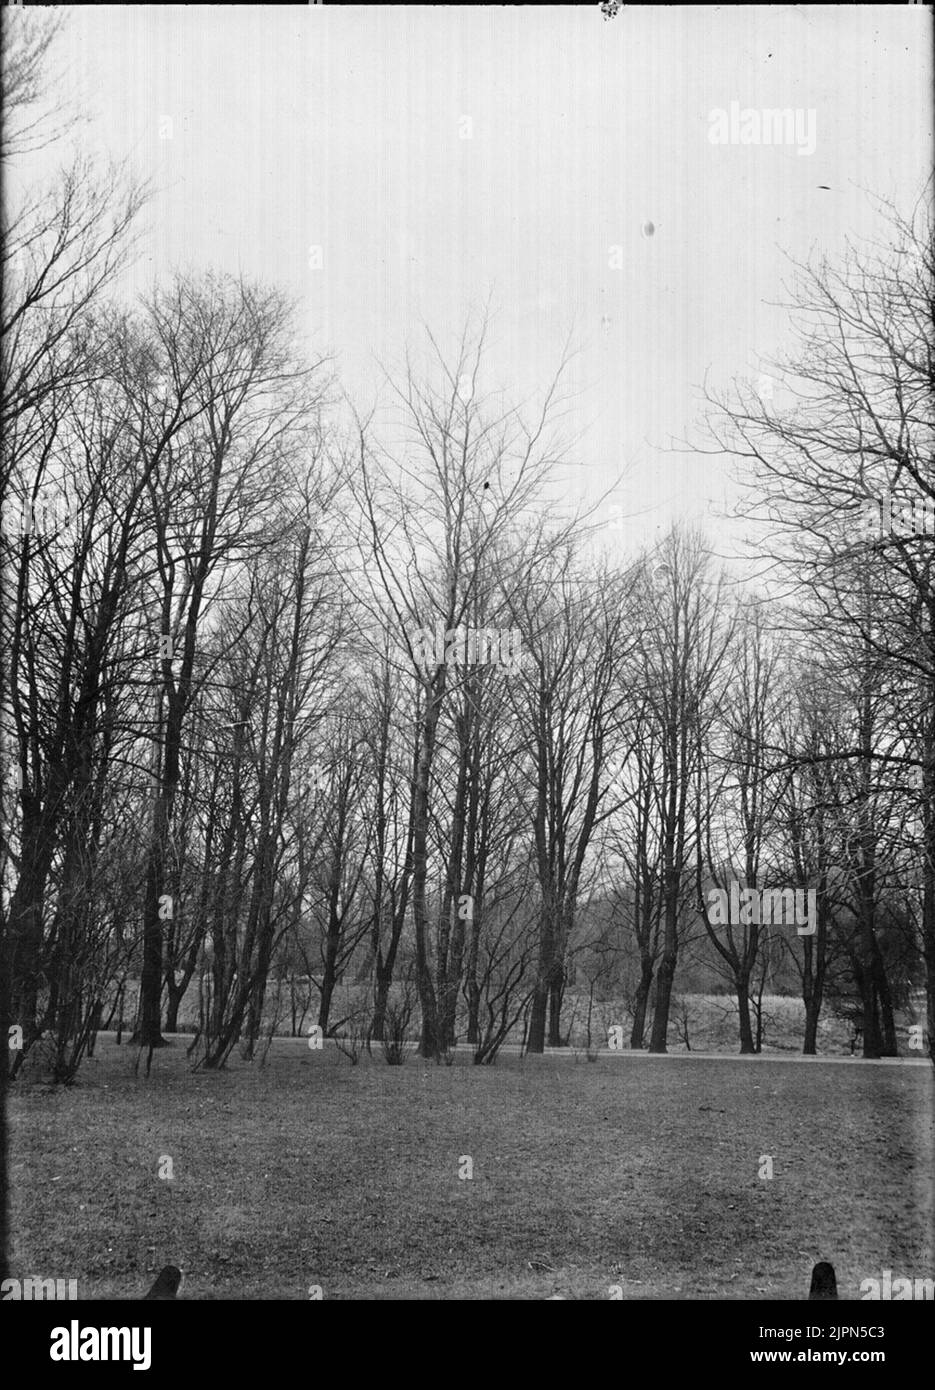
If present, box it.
[133,272,331,1049]
[1,13,148,1092]
[350,313,580,1058]
[611,691,666,1047]
[696,602,784,1052]
[704,190,934,1057]
[508,558,639,1051]
[639,530,734,1053]
[0,8,75,159]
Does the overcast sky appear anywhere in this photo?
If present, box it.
[34,4,934,560]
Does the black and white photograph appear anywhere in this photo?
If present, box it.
[1,0,933,1355]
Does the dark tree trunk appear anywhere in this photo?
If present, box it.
[858,932,882,1058]
[139,679,189,1051]
[164,978,185,1035]
[802,954,823,1054]
[649,862,680,1054]
[7,812,57,1057]
[871,939,898,1056]
[527,898,556,1054]
[921,670,935,1065]
[802,923,827,1054]
[527,979,547,1053]
[370,894,405,1045]
[137,788,170,1050]
[463,891,483,1045]
[649,949,676,1053]
[736,972,755,1054]
[318,952,337,1035]
[547,964,565,1047]
[371,969,390,1044]
[630,955,655,1048]
[465,978,480,1045]
[856,672,882,1059]
[412,679,444,1059]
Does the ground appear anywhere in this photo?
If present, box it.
[9,1036,933,1300]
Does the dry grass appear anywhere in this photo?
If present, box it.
[8,1038,934,1299]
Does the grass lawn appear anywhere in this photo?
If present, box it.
[8,1039,934,1299]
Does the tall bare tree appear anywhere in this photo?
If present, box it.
[351,316,578,1057]
[639,530,733,1053]
[705,190,935,1058]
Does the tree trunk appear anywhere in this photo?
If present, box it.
[164,978,185,1035]
[736,972,755,1054]
[465,978,481,1044]
[649,949,676,1053]
[463,890,483,1045]
[370,908,404,1045]
[138,678,188,1051]
[858,927,882,1057]
[137,787,170,1049]
[318,914,341,1034]
[371,969,390,1044]
[629,956,655,1049]
[871,938,898,1056]
[856,669,882,1059]
[802,930,824,1055]
[7,811,57,1057]
[526,901,555,1054]
[547,964,565,1047]
[413,680,444,1059]
[922,681,935,1065]
[649,863,680,1053]
[527,980,547,1053]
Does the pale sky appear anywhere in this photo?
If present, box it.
[27,3,934,560]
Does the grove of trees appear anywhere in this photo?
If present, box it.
[2,17,932,1092]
